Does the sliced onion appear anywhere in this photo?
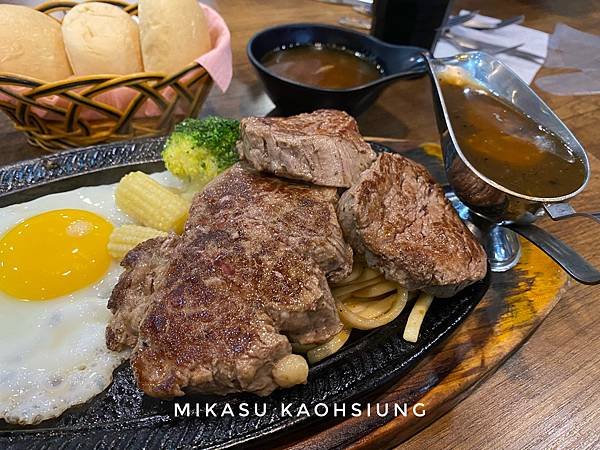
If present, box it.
[352,280,398,298]
[306,328,352,364]
[332,275,384,299]
[339,287,408,330]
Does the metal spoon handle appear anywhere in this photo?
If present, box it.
[467,14,525,31]
[544,202,600,225]
[508,223,600,285]
[442,11,480,30]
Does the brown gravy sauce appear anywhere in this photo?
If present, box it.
[439,74,586,198]
[262,44,382,90]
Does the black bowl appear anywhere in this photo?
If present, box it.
[247,23,427,116]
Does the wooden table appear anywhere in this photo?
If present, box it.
[1,0,599,448]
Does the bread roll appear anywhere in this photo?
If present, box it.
[0,5,72,81]
[62,2,143,76]
[139,0,212,74]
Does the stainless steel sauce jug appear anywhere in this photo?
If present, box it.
[426,51,600,284]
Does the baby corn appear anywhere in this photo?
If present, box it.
[115,171,189,233]
[107,225,167,259]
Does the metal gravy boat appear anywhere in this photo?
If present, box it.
[426,51,600,284]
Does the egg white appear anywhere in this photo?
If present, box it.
[0,171,180,425]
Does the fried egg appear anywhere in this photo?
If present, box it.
[0,172,179,425]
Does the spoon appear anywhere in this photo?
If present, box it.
[460,14,525,31]
[443,35,525,58]
[443,11,481,30]
[444,33,545,64]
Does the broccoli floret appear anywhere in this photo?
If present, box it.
[162,117,240,188]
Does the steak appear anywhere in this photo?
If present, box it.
[187,163,353,283]
[106,164,346,398]
[337,152,487,298]
[106,235,180,351]
[237,109,376,187]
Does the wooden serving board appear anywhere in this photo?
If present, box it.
[271,144,575,449]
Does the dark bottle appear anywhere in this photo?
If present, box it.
[371,0,454,51]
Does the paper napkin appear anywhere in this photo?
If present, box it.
[434,11,549,85]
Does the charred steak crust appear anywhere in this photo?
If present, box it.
[106,235,179,352]
[130,230,333,398]
[187,163,353,283]
[238,109,376,188]
[337,153,487,298]
[106,164,347,398]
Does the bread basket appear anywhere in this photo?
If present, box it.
[0,0,217,152]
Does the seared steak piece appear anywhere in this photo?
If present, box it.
[238,109,376,187]
[106,164,345,398]
[187,163,353,282]
[337,153,487,298]
[109,229,336,398]
[106,235,179,352]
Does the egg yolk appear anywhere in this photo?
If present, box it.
[0,209,113,301]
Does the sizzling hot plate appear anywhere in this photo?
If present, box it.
[0,138,489,449]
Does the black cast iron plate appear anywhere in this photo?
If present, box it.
[0,137,489,449]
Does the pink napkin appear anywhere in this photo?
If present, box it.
[198,4,232,93]
[0,3,232,121]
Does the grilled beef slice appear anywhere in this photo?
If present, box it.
[187,163,353,282]
[337,152,487,298]
[106,164,347,398]
[237,109,376,187]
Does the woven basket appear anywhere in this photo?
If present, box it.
[0,0,214,152]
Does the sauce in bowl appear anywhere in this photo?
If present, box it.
[261,44,382,90]
[440,77,586,198]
